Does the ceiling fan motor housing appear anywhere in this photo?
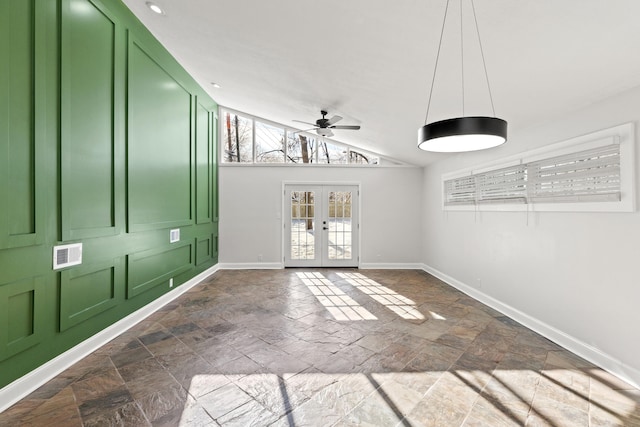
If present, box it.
[317,110,330,128]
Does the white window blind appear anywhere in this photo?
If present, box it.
[443,143,621,206]
[444,175,476,205]
[529,144,620,203]
[477,165,527,204]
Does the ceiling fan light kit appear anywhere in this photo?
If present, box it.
[418,0,507,153]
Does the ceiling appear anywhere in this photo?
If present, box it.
[121,0,640,166]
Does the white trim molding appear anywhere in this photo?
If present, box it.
[0,265,221,413]
[421,263,640,390]
[216,262,284,270]
[359,262,425,270]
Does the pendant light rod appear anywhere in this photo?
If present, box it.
[423,0,451,126]
[460,0,465,116]
[423,0,500,123]
[470,0,496,117]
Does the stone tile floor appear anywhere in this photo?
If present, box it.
[1,269,639,426]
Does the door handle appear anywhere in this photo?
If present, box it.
[323,227,328,230]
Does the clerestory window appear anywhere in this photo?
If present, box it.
[220,107,391,166]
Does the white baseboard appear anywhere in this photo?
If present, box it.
[421,263,640,390]
[0,264,220,413]
[218,262,424,270]
[217,262,284,270]
[359,262,425,270]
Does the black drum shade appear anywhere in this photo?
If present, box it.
[418,116,507,152]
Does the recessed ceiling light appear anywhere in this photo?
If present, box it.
[211,82,221,89]
[145,2,164,15]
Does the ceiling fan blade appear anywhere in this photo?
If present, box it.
[292,128,317,135]
[326,115,343,125]
[292,119,318,127]
[330,125,361,130]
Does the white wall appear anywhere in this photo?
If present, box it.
[220,165,423,267]
[423,85,640,386]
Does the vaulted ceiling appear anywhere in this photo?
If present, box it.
[122,0,640,166]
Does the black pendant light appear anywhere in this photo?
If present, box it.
[418,0,507,153]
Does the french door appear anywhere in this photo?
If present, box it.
[284,184,359,267]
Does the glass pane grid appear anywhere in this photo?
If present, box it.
[290,191,315,260]
[327,191,352,260]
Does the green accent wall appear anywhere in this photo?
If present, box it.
[0,0,219,388]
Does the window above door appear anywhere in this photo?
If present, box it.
[220,107,407,166]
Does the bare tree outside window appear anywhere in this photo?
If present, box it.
[222,112,253,162]
[319,140,348,164]
[350,150,379,164]
[255,121,285,163]
[286,132,318,164]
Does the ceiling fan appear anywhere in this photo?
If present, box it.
[293,110,361,137]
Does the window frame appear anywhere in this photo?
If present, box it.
[442,123,635,213]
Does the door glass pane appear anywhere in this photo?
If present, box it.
[327,191,352,260]
[291,191,315,260]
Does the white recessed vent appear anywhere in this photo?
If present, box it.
[170,228,180,243]
[53,243,83,270]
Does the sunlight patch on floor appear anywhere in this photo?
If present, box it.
[338,272,425,320]
[297,272,377,321]
[429,311,446,320]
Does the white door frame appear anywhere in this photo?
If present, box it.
[282,181,361,268]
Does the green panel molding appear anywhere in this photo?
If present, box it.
[196,101,212,225]
[59,258,124,331]
[0,0,44,249]
[127,241,194,298]
[196,234,214,266]
[61,0,125,240]
[213,111,219,222]
[127,37,194,232]
[0,277,45,362]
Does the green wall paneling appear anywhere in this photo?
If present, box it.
[0,277,45,362]
[127,241,194,298]
[60,0,125,241]
[196,102,212,225]
[195,234,214,266]
[213,111,219,223]
[0,0,46,249]
[213,230,219,260]
[59,257,124,331]
[0,0,218,389]
[127,35,194,233]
